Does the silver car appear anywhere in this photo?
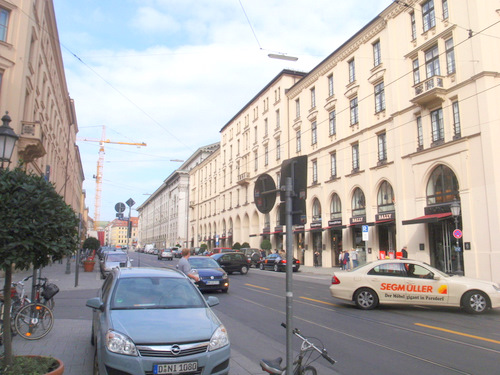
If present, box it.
[99,251,132,279]
[87,267,230,375]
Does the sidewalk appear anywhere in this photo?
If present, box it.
[1,260,336,374]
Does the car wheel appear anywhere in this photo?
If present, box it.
[354,288,379,310]
[240,265,249,275]
[93,346,100,375]
[260,263,264,270]
[273,264,280,272]
[462,290,488,314]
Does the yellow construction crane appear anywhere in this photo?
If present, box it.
[77,126,146,230]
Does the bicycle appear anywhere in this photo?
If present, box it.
[260,323,336,374]
[0,275,34,341]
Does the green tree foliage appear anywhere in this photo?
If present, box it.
[260,239,272,251]
[200,243,207,250]
[241,242,250,248]
[82,237,100,251]
[232,242,241,250]
[0,168,79,368]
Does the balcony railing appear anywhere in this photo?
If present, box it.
[412,75,447,107]
[237,172,250,185]
[18,121,46,163]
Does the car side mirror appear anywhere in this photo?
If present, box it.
[206,296,219,307]
[86,297,105,312]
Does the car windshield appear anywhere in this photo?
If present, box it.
[111,277,204,310]
[189,258,220,269]
[106,254,128,263]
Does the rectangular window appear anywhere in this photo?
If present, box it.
[264,118,268,136]
[0,8,9,42]
[374,82,386,113]
[311,121,317,145]
[310,87,316,108]
[276,138,281,160]
[330,152,337,178]
[378,132,387,162]
[445,38,456,74]
[312,160,318,184]
[264,146,269,166]
[296,130,301,152]
[442,0,449,20]
[425,45,440,78]
[254,126,258,143]
[410,12,417,40]
[352,144,359,171]
[348,58,355,83]
[422,0,436,32]
[373,40,381,67]
[413,59,420,84]
[254,151,258,171]
[328,74,334,97]
[431,108,444,142]
[417,116,424,148]
[329,110,336,136]
[295,99,300,118]
[276,109,280,128]
[452,101,461,137]
[350,97,359,125]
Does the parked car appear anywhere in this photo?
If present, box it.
[258,253,300,272]
[171,247,182,258]
[211,252,250,275]
[329,259,500,314]
[240,248,262,267]
[86,267,230,374]
[157,248,173,261]
[187,256,229,293]
[99,251,132,279]
[211,247,235,256]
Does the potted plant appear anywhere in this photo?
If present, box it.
[82,259,95,272]
[1,167,79,374]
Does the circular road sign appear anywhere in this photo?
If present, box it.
[254,173,277,214]
[453,229,462,239]
[115,202,126,213]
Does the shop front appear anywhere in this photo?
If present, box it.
[308,221,323,267]
[349,215,369,267]
[326,219,344,266]
[272,226,284,251]
[294,225,305,263]
[375,212,396,256]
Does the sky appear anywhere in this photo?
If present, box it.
[52,0,394,222]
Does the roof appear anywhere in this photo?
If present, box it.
[114,267,186,279]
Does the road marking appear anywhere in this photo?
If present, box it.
[245,283,270,290]
[415,323,500,345]
[299,296,340,307]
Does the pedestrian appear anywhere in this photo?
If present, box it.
[350,248,358,268]
[343,250,350,271]
[401,246,408,258]
[339,251,344,269]
[260,249,266,259]
[176,248,200,282]
[314,250,320,267]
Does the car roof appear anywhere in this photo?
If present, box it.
[113,267,186,280]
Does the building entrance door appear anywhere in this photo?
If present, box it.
[429,220,463,274]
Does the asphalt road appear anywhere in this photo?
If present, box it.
[55,252,500,375]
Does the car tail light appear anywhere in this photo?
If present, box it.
[331,275,340,285]
[296,260,301,264]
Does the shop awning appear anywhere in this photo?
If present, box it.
[402,212,452,225]
[306,227,324,232]
[375,219,395,225]
[324,225,346,230]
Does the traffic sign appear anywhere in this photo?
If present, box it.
[254,174,276,214]
[362,225,369,232]
[126,198,135,207]
[115,202,126,213]
[453,229,462,239]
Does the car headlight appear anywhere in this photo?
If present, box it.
[106,330,138,356]
[208,324,229,351]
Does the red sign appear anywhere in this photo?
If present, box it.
[453,229,462,239]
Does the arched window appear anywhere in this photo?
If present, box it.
[426,165,459,205]
[330,194,342,219]
[312,198,322,221]
[377,181,395,213]
[351,188,366,216]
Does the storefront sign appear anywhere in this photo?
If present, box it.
[375,212,395,222]
[350,216,366,225]
[328,219,342,227]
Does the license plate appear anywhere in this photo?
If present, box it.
[154,361,198,374]
[205,280,219,285]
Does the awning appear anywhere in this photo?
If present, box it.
[402,212,452,225]
[349,222,375,228]
[375,219,395,225]
[306,227,324,232]
[324,225,346,230]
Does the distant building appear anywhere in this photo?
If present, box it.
[107,218,138,248]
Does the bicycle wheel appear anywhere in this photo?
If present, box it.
[44,297,55,311]
[15,303,54,340]
[300,365,317,375]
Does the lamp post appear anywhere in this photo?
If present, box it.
[0,112,19,170]
[450,200,463,276]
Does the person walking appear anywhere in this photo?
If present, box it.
[350,248,358,268]
[176,248,200,282]
[339,251,344,269]
[401,246,408,258]
[314,250,320,267]
[343,250,350,271]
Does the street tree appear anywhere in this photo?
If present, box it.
[82,236,100,251]
[0,168,79,369]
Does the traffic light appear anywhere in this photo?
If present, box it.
[280,155,307,225]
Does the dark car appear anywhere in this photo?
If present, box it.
[258,253,300,272]
[188,256,229,293]
[86,267,230,375]
[240,248,262,267]
[210,247,235,256]
[211,252,250,275]
[171,247,182,258]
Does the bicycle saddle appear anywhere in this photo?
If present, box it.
[260,357,284,373]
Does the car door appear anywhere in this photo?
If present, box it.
[217,254,232,272]
[92,275,113,346]
[366,263,408,304]
[404,263,449,305]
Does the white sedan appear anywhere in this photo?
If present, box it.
[329,259,500,314]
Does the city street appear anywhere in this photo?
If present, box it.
[6,252,500,375]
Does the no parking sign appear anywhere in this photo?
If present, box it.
[453,229,462,239]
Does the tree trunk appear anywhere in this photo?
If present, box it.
[2,264,13,368]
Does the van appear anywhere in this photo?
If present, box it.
[144,244,154,254]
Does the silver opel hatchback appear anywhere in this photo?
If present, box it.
[87,267,230,375]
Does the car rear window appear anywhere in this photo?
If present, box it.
[111,277,204,309]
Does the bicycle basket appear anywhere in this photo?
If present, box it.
[42,283,59,300]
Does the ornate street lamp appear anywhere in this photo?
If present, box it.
[450,200,463,276]
[0,112,19,169]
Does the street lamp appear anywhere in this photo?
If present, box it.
[0,112,19,169]
[450,200,463,276]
